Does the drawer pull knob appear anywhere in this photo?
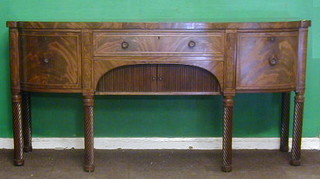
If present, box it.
[269,57,278,66]
[121,41,129,49]
[152,77,157,81]
[158,77,163,81]
[43,58,50,64]
[188,40,196,48]
[269,37,277,42]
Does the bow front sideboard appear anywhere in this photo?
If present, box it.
[7,21,311,172]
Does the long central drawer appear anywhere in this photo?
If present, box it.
[93,31,224,57]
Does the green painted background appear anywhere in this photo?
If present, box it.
[0,0,319,138]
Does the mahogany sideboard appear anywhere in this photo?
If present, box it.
[7,21,311,172]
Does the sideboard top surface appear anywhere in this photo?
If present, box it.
[6,20,311,29]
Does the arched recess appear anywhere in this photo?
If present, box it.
[95,64,222,94]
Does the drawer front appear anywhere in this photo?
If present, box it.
[93,31,224,57]
[236,32,298,90]
[20,31,81,89]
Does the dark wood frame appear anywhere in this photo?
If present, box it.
[7,21,311,172]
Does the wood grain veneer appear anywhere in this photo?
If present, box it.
[93,31,224,57]
[236,32,298,90]
[20,30,81,89]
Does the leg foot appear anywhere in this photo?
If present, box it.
[84,165,95,172]
[221,165,232,172]
[290,159,301,166]
[14,159,24,166]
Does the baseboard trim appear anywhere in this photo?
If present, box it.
[0,137,319,150]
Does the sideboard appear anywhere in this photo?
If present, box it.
[7,21,311,172]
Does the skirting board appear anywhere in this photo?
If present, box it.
[0,138,319,150]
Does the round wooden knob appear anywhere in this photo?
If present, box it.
[121,41,129,49]
[269,37,276,42]
[269,57,278,66]
[43,58,50,64]
[188,40,196,48]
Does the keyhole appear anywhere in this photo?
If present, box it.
[157,36,160,40]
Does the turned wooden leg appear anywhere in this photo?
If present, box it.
[22,92,32,152]
[83,94,95,172]
[290,92,304,166]
[280,92,290,152]
[12,93,24,166]
[221,95,234,172]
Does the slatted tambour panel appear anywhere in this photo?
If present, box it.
[96,65,157,92]
[96,64,220,94]
[157,65,220,92]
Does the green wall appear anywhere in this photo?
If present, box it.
[0,0,319,138]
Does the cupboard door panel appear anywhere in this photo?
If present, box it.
[236,32,298,90]
[20,31,81,89]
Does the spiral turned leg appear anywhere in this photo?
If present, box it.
[12,94,24,166]
[290,93,304,166]
[22,92,32,152]
[280,92,290,152]
[83,94,95,172]
[221,96,234,172]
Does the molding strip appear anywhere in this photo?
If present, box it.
[0,137,319,150]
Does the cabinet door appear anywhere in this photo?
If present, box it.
[236,32,298,91]
[96,64,158,93]
[20,31,81,89]
[157,64,220,93]
[95,64,220,94]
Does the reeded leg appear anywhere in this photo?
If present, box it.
[221,96,234,172]
[12,93,24,166]
[83,94,95,172]
[22,92,32,152]
[290,92,304,166]
[280,92,290,152]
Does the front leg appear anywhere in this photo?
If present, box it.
[22,92,32,152]
[83,93,95,172]
[290,92,305,166]
[221,95,234,172]
[12,93,24,166]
